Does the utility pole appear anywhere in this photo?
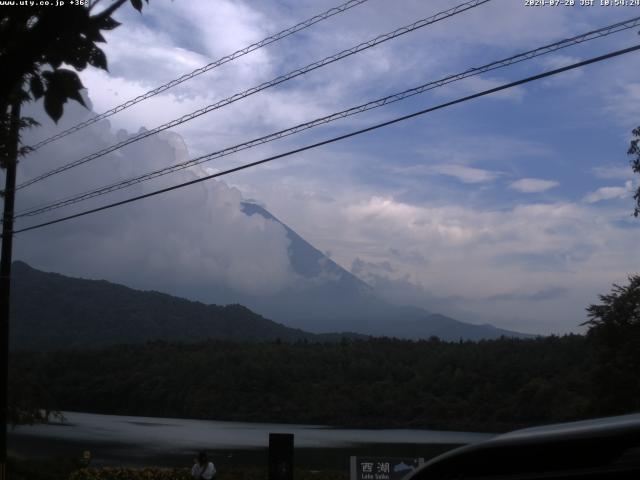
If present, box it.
[0,99,21,480]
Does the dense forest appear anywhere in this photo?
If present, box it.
[10,334,630,433]
[10,275,639,433]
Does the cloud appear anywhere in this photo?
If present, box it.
[591,165,635,180]
[351,257,395,278]
[396,164,501,184]
[15,100,297,300]
[540,55,583,70]
[78,0,585,164]
[539,54,584,84]
[413,135,552,168]
[486,286,570,302]
[12,0,640,338]
[604,82,640,128]
[244,173,640,334]
[348,257,465,318]
[510,178,559,193]
[430,164,502,184]
[583,181,633,204]
[433,75,526,102]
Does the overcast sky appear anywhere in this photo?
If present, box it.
[10,0,640,334]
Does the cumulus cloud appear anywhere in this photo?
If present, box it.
[244,174,640,334]
[77,0,596,162]
[10,0,640,337]
[14,99,296,300]
[583,181,633,204]
[510,178,559,193]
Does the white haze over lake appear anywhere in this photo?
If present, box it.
[11,411,493,452]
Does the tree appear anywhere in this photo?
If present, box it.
[627,128,640,217]
[0,0,150,126]
[0,0,150,470]
[7,358,63,427]
[583,275,640,415]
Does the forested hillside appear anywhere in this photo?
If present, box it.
[11,335,605,432]
[10,259,527,347]
[10,261,362,349]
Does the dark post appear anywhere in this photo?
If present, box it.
[268,433,294,480]
[0,100,21,480]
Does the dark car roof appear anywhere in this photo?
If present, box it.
[407,414,640,480]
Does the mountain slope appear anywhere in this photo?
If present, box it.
[239,202,529,341]
[9,202,529,348]
[9,261,360,351]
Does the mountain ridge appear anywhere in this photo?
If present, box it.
[8,203,530,347]
[239,201,530,340]
[9,260,364,351]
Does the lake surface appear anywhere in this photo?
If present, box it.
[9,411,495,469]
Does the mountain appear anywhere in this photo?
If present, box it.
[9,261,362,351]
[236,202,529,341]
[9,203,528,348]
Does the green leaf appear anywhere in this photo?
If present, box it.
[41,69,87,122]
[30,75,44,100]
[55,69,85,101]
[43,92,64,123]
[99,16,121,30]
[87,29,106,43]
[68,89,87,107]
[88,47,108,71]
[19,117,40,129]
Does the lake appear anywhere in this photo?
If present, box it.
[9,411,495,469]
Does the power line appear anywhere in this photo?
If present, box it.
[14,15,640,219]
[11,44,640,236]
[26,0,372,152]
[14,0,490,192]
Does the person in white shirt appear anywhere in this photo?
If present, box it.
[191,451,216,480]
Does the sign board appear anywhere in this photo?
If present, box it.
[350,457,425,480]
[268,433,294,480]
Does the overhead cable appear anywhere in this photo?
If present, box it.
[15,0,491,191]
[12,43,640,235]
[15,15,640,219]
[26,0,372,151]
